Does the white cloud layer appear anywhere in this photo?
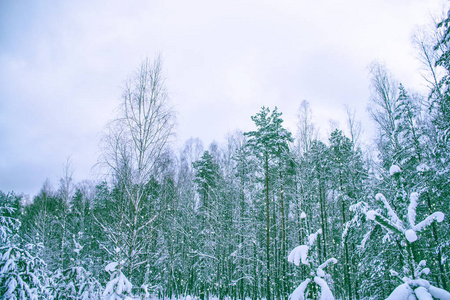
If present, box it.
[0,0,447,195]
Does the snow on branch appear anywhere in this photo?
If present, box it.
[413,212,445,232]
[105,262,119,273]
[289,279,310,300]
[288,221,336,300]
[317,258,337,277]
[408,192,419,227]
[385,283,413,300]
[376,193,403,229]
[389,164,401,176]
[288,245,309,266]
[386,276,450,299]
[103,260,135,300]
[365,192,445,244]
[308,228,322,247]
[405,229,418,243]
[414,286,433,300]
[363,191,449,300]
[414,260,430,278]
[428,286,450,299]
[314,276,335,300]
[366,210,403,235]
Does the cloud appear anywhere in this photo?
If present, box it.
[0,0,447,195]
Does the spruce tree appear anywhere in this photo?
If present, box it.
[0,192,49,299]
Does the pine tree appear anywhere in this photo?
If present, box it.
[244,106,293,300]
[327,129,367,299]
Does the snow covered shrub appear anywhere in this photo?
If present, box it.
[53,265,101,299]
[103,260,136,300]
[53,237,101,299]
[288,214,337,300]
[365,192,444,244]
[386,261,450,300]
[356,190,449,299]
[0,245,50,300]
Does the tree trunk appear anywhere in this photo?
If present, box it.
[425,193,447,289]
[340,172,352,300]
[265,154,271,300]
[280,177,287,300]
[319,177,327,262]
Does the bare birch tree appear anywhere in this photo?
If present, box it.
[367,62,401,168]
[295,100,317,156]
[98,56,175,285]
[344,105,362,151]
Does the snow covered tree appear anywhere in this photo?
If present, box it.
[389,83,449,288]
[0,192,49,299]
[393,85,425,170]
[147,149,182,298]
[20,182,64,270]
[171,138,205,297]
[434,10,450,147]
[327,129,368,299]
[245,106,293,300]
[368,62,401,170]
[0,246,49,300]
[53,236,101,299]
[193,150,220,219]
[0,192,20,245]
[227,131,260,300]
[288,214,337,300]
[103,261,135,300]
[354,171,449,299]
[67,184,101,278]
[295,100,318,157]
[429,9,450,289]
[98,56,175,286]
[367,60,449,292]
[55,159,75,272]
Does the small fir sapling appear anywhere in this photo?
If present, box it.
[53,235,101,299]
[288,212,337,300]
[103,260,135,300]
[359,165,449,299]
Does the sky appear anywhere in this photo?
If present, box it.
[0,0,447,196]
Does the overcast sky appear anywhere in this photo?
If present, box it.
[0,0,447,196]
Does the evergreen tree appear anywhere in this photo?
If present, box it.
[244,106,293,300]
[103,261,135,300]
[288,215,337,300]
[20,182,64,271]
[327,129,367,300]
[0,192,49,299]
[53,237,101,299]
[361,188,448,299]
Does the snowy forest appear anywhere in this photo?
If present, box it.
[2,8,450,300]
